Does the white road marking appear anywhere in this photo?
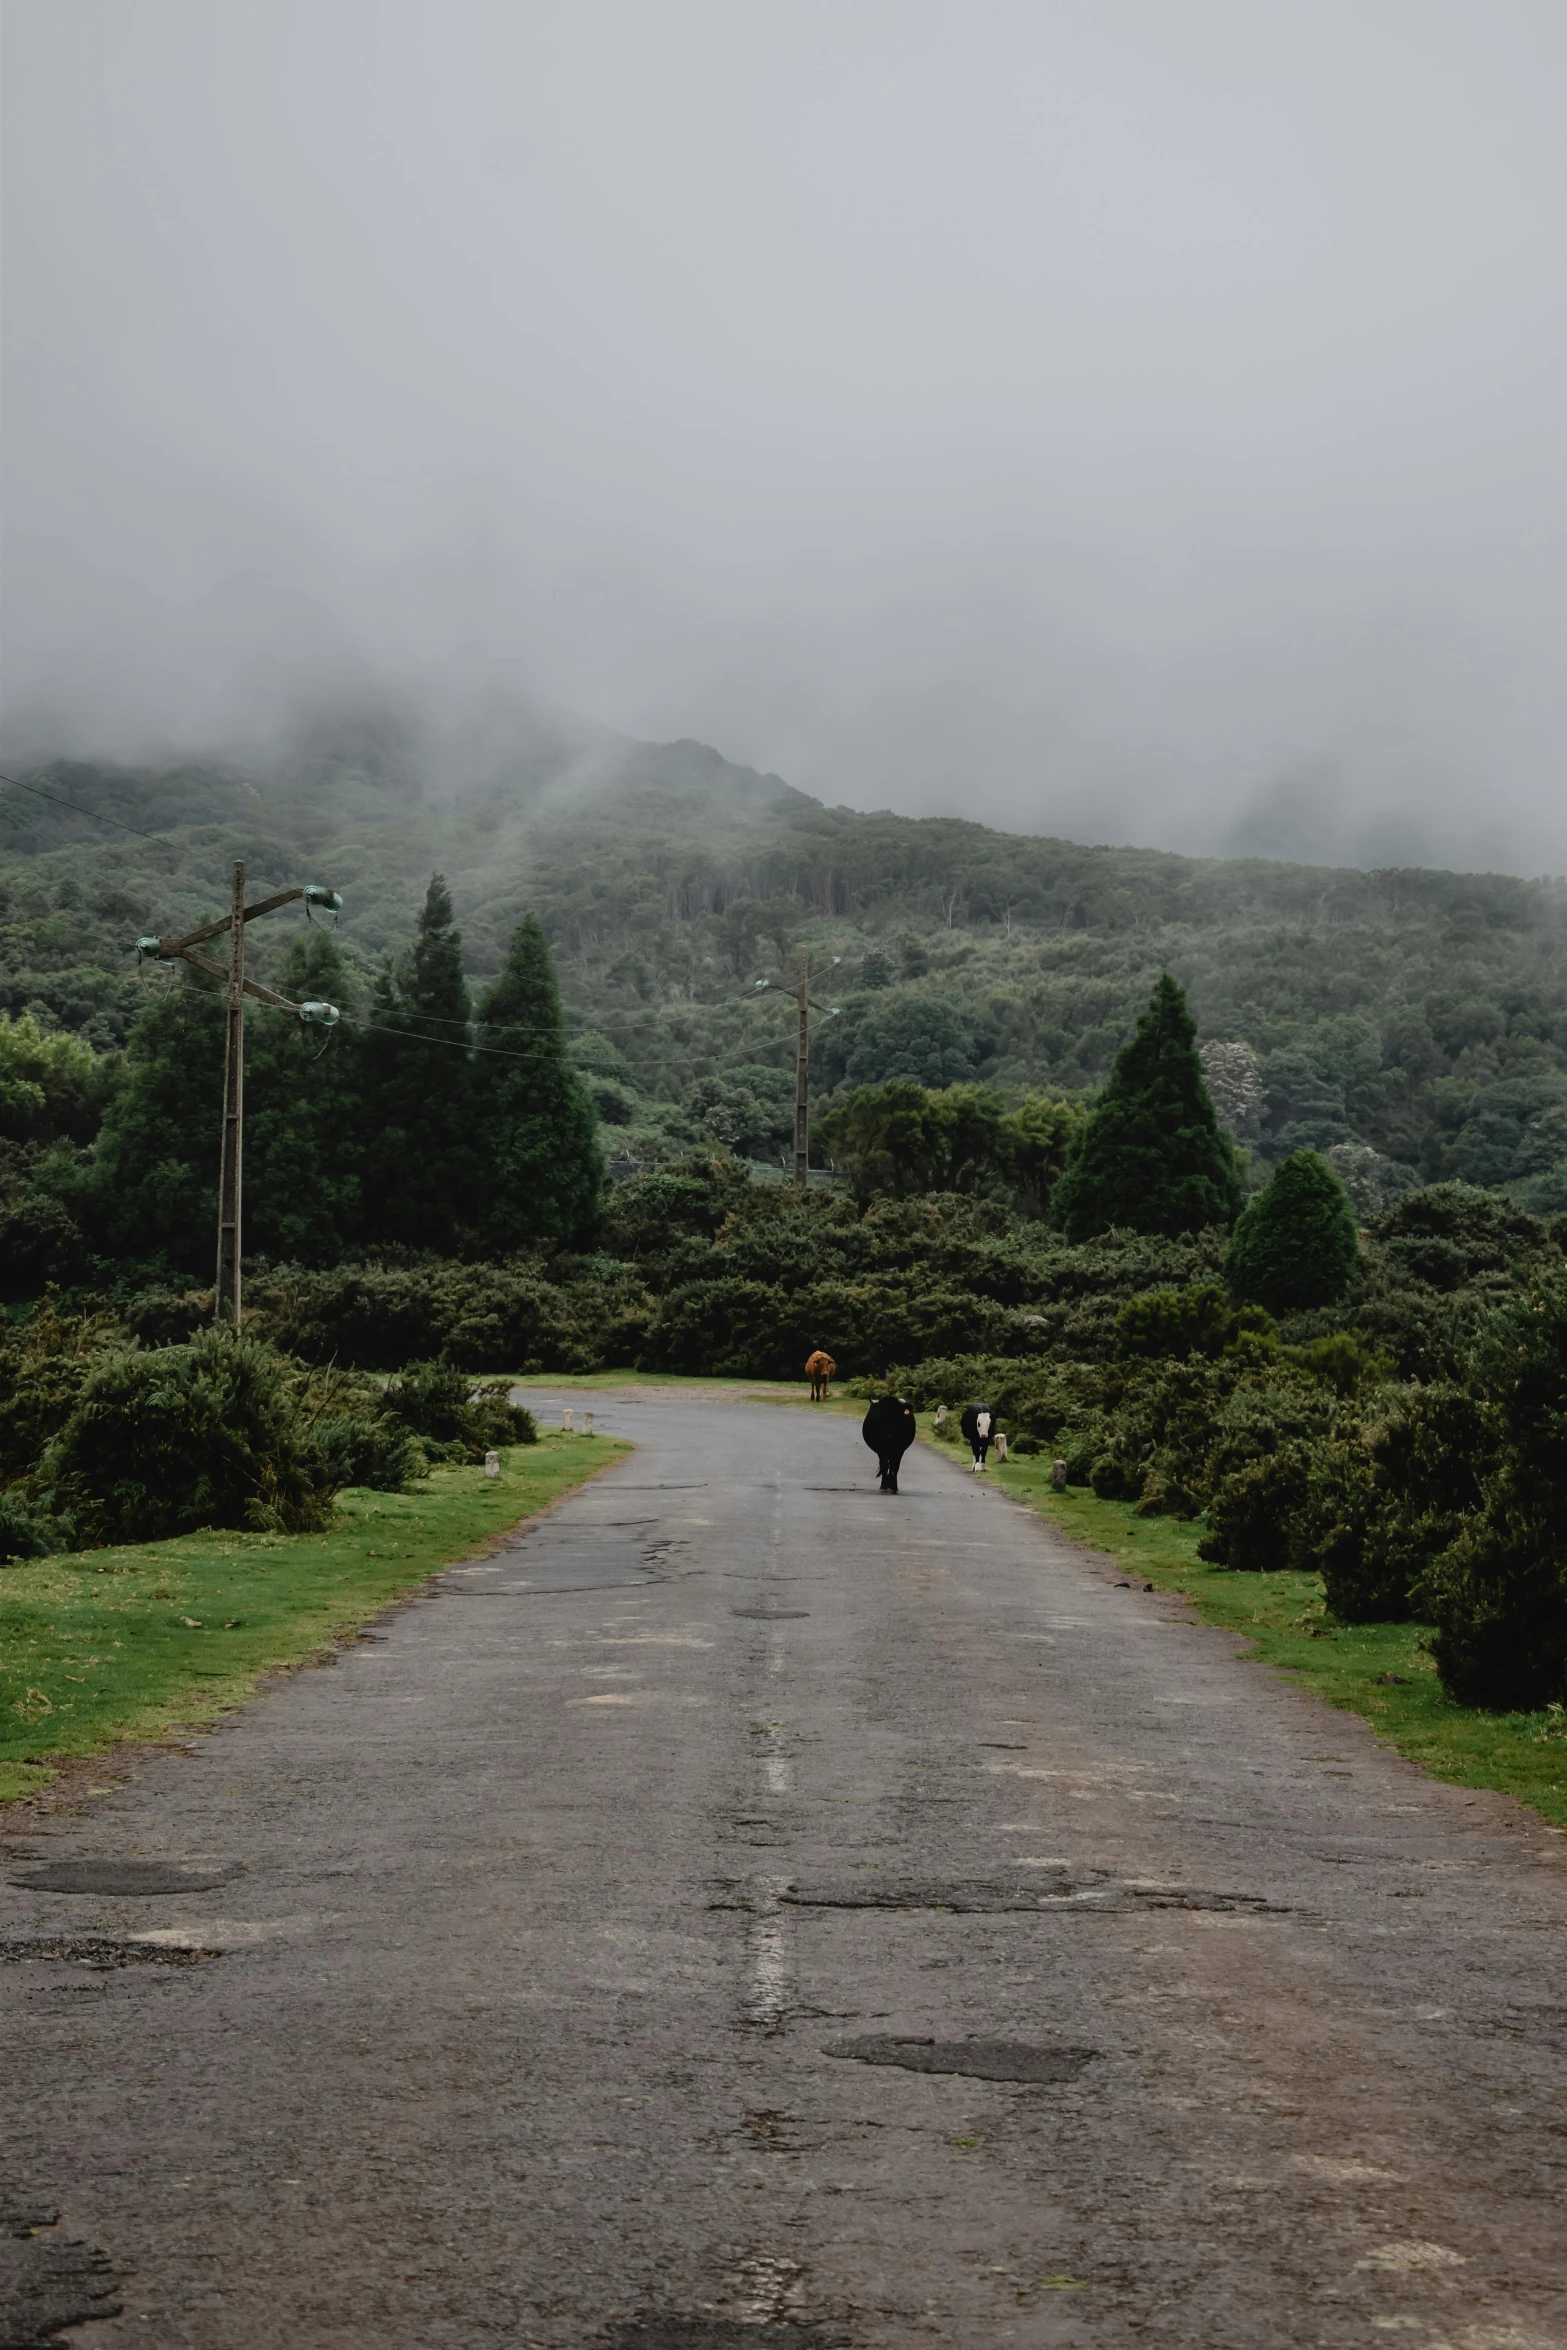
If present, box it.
[1354,2241,1466,2272]
[723,2251,803,2320]
[1292,2155,1404,2183]
[742,1875,790,2031]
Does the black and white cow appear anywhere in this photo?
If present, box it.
[862,1395,917,1494]
[959,1401,995,1473]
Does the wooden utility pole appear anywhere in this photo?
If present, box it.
[753,953,841,1188]
[793,951,810,1187]
[140,864,342,1325]
[217,859,247,1322]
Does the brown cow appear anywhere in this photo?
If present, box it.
[805,1349,836,1401]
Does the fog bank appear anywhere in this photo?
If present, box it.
[5,1,1566,872]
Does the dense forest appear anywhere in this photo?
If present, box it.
[5,720,1567,1224]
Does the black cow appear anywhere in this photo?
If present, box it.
[960,1401,995,1473]
[862,1395,917,1494]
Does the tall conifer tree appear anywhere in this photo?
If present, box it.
[1053,973,1244,1239]
[473,913,601,1252]
[360,874,476,1251]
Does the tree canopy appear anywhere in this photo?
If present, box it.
[472,912,602,1251]
[1052,975,1245,1239]
[814,1080,1080,1212]
[360,874,477,1252]
[1225,1148,1360,1311]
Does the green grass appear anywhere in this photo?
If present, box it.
[0,1431,628,1804]
[975,1443,1567,1833]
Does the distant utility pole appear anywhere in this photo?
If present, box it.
[753,951,841,1187]
[139,860,342,1325]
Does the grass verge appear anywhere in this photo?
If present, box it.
[967,1443,1567,1833]
[0,1431,628,1804]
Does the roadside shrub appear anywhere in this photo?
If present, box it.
[638,1275,1004,1378]
[1226,1151,1359,1312]
[39,1331,342,1541]
[1091,1452,1132,1500]
[1300,1383,1494,1623]
[1196,1446,1312,1570]
[0,1486,83,1565]
[295,1364,425,1493]
[1421,1274,1567,1708]
[251,1260,616,1373]
[1423,1501,1567,1712]
[382,1358,537,1462]
[0,1299,121,1480]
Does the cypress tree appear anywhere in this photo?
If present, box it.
[241,932,365,1263]
[1053,974,1245,1239]
[360,874,477,1251]
[1225,1148,1359,1311]
[87,971,226,1273]
[473,913,601,1252]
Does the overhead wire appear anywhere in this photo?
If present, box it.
[0,768,168,842]
[5,763,770,1084]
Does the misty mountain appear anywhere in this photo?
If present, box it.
[4,709,1567,1210]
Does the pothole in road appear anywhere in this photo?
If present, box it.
[0,2195,121,2348]
[732,1609,810,1620]
[825,2035,1098,2085]
[606,2326,848,2348]
[0,1936,218,1967]
[8,1860,236,1896]
[783,1876,1282,1915]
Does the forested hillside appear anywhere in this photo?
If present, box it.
[5,716,1567,1212]
[5,722,1567,1713]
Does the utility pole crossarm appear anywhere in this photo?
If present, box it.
[155,886,307,958]
[152,881,340,960]
[174,945,318,1015]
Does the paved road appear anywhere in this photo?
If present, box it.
[3,1394,1565,2350]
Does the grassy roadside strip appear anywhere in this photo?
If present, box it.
[962,1442,1567,1833]
[0,1430,629,1805]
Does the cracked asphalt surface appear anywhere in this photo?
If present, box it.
[3,1392,1566,2348]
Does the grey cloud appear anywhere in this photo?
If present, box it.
[4,0,1566,871]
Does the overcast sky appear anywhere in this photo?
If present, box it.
[5,1,1567,870]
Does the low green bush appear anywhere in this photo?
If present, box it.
[39,1331,343,1541]
[1301,1383,1493,1623]
[0,1485,83,1565]
[1196,1448,1312,1570]
[1421,1274,1567,1709]
[383,1358,537,1463]
[0,1299,122,1482]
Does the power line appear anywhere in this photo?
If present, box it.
[0,768,167,843]
[356,1019,565,1063]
